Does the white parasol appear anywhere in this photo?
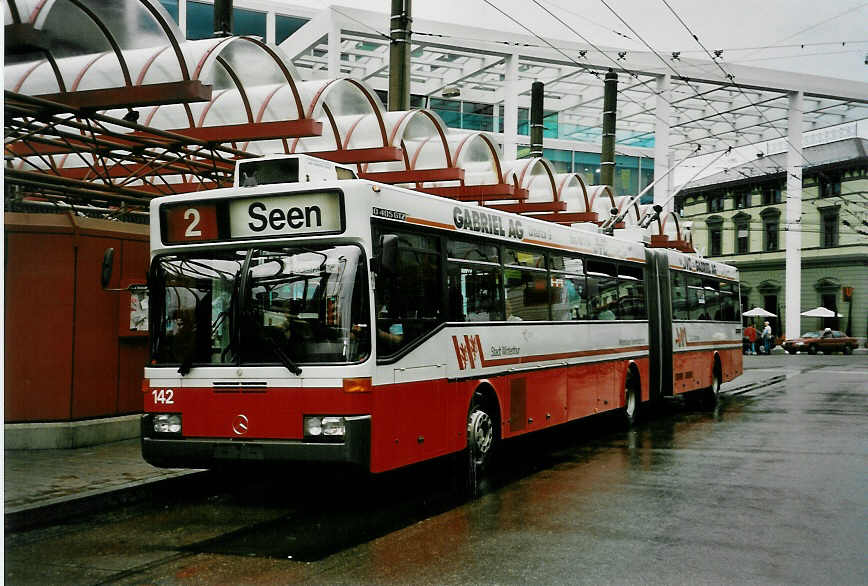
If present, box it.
[800,306,842,318]
[743,307,777,317]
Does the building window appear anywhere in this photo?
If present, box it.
[707,192,725,213]
[733,189,750,209]
[709,226,722,256]
[706,216,723,257]
[733,213,750,254]
[819,171,842,198]
[763,218,779,251]
[761,182,783,205]
[761,208,780,252]
[820,208,839,248]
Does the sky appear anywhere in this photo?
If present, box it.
[283,0,868,82]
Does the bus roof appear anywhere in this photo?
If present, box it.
[149,176,738,281]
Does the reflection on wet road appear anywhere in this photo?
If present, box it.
[6,357,867,584]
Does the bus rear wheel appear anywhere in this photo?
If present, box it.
[702,369,721,409]
[623,378,640,425]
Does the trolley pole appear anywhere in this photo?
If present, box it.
[388,0,412,111]
[530,81,544,158]
[601,69,618,188]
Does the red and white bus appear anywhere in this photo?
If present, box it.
[140,155,742,474]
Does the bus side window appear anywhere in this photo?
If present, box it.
[617,264,645,320]
[671,270,690,320]
[374,229,443,355]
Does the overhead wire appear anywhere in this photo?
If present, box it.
[656,0,847,191]
[477,0,709,158]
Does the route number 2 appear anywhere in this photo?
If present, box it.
[152,389,175,405]
[183,208,202,237]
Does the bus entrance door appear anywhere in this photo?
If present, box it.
[645,249,674,400]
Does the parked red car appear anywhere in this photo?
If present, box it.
[782,330,858,355]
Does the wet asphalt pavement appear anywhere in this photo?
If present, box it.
[5,354,867,585]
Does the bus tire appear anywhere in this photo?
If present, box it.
[623,375,640,426]
[466,392,498,495]
[467,396,497,470]
[702,367,721,409]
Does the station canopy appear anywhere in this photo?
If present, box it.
[5,0,868,243]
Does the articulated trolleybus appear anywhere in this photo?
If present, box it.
[142,154,743,475]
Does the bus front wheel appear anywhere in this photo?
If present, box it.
[468,402,495,470]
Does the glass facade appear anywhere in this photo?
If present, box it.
[159,0,179,23]
[233,7,266,37]
[276,14,308,44]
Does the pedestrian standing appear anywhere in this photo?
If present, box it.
[761,321,773,354]
[744,324,758,355]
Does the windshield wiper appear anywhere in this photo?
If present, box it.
[264,330,303,376]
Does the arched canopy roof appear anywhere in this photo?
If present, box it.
[587,185,616,222]
[501,157,557,203]
[361,109,453,175]
[447,131,502,186]
[6,0,197,100]
[291,77,392,160]
[556,173,590,212]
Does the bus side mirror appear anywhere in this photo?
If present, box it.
[376,234,398,276]
[101,248,115,289]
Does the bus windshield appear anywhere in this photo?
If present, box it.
[152,244,370,370]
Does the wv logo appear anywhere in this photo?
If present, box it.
[452,334,485,370]
[675,327,688,348]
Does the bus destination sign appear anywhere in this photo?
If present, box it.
[229,192,342,238]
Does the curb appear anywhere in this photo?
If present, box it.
[5,470,205,533]
[722,375,787,396]
[4,415,140,450]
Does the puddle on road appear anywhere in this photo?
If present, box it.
[181,396,750,562]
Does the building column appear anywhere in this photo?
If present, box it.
[785,91,804,341]
[178,0,187,35]
[266,10,276,44]
[328,9,341,78]
[653,74,672,211]
[502,52,519,160]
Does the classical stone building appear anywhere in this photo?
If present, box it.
[677,138,868,344]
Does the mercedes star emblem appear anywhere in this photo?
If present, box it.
[232,414,249,436]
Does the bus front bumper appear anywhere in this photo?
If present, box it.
[141,414,371,470]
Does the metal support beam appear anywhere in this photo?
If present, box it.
[388,0,412,111]
[600,69,617,188]
[653,73,672,211]
[530,81,544,158]
[328,10,341,78]
[503,53,519,160]
[785,90,803,341]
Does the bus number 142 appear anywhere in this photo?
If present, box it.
[152,389,175,405]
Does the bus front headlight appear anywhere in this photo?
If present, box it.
[303,416,345,440]
[153,413,182,434]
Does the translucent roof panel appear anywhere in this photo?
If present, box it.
[448,132,500,186]
[588,185,616,219]
[502,158,557,203]
[555,174,590,213]
[294,79,385,153]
